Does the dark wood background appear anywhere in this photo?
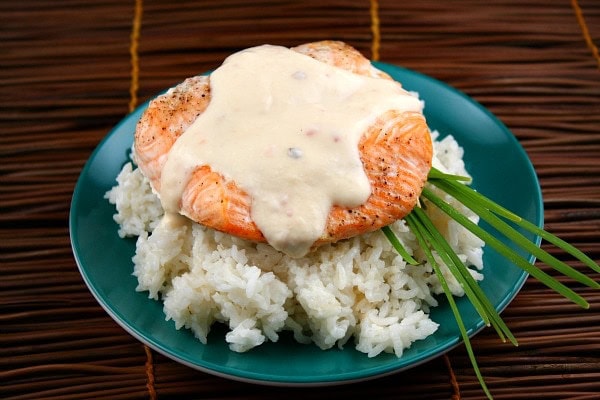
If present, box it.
[2,1,599,399]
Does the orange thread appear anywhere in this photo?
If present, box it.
[571,0,600,70]
[444,354,461,400]
[370,0,381,61]
[128,1,155,397]
[144,344,157,400]
[128,0,143,113]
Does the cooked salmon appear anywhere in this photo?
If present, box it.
[134,40,433,250]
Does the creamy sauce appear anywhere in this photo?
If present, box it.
[158,212,190,230]
[160,45,422,257]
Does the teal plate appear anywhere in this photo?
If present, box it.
[70,63,543,386]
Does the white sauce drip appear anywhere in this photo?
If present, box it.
[160,45,422,257]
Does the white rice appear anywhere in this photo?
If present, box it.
[105,131,484,358]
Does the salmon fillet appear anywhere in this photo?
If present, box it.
[134,40,433,250]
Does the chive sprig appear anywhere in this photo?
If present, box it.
[383,166,599,400]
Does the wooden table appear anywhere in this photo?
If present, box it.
[2,1,599,399]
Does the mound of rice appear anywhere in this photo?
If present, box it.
[105,130,484,357]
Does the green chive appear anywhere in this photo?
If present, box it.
[429,179,599,289]
[411,206,517,345]
[427,167,472,183]
[382,166,598,400]
[421,186,590,309]
[404,213,494,400]
[381,225,419,265]
[428,168,600,275]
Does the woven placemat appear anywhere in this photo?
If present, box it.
[2,0,599,399]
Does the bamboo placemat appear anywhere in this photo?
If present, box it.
[1,0,599,399]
